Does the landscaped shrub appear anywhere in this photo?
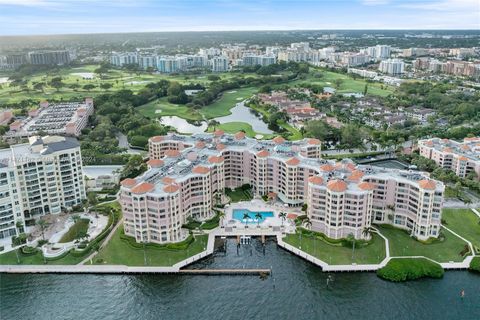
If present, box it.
[201,214,220,230]
[377,258,444,282]
[119,231,196,251]
[37,239,48,247]
[469,256,480,273]
[21,246,38,255]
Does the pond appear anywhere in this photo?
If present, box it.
[215,101,273,134]
[159,101,273,135]
[159,116,208,134]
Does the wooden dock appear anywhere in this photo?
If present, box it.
[178,268,271,276]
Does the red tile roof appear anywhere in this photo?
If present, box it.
[150,136,164,143]
[147,159,164,167]
[214,129,224,137]
[286,157,300,166]
[308,176,323,185]
[273,136,285,144]
[256,150,270,158]
[358,182,375,191]
[208,155,224,164]
[162,177,176,184]
[320,164,334,172]
[131,182,155,194]
[216,143,226,151]
[235,131,246,140]
[163,184,180,193]
[192,166,210,174]
[418,179,436,190]
[165,149,180,157]
[327,179,348,192]
[121,178,137,187]
[307,138,321,145]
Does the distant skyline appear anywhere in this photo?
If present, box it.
[0,0,479,36]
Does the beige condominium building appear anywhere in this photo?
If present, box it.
[120,132,444,244]
[419,137,480,179]
[0,136,86,244]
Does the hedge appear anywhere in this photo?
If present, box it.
[469,256,480,273]
[119,231,196,251]
[377,258,444,282]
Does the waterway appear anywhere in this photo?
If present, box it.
[1,238,479,320]
[159,101,273,135]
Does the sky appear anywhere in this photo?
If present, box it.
[0,0,478,35]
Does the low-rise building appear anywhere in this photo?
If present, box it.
[7,98,93,138]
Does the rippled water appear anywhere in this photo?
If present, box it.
[1,238,479,320]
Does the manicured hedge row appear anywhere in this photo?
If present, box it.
[469,256,480,273]
[119,231,195,251]
[377,258,444,282]
[201,214,220,230]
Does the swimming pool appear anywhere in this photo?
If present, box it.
[232,209,274,224]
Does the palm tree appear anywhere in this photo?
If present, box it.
[218,211,226,227]
[209,120,220,131]
[242,212,251,225]
[255,212,262,227]
[36,219,47,241]
[303,217,312,230]
[15,221,24,235]
[279,212,287,227]
[362,226,374,239]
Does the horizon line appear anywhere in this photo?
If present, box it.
[1,28,479,38]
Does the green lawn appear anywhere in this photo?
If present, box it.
[206,122,275,138]
[92,226,208,266]
[138,86,258,121]
[283,233,386,265]
[59,218,90,243]
[138,97,203,120]
[377,225,469,262]
[226,186,253,202]
[200,86,258,119]
[442,208,480,252]
[289,69,395,97]
[0,248,85,265]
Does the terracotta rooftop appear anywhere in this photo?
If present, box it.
[150,136,164,143]
[147,159,164,167]
[308,176,324,185]
[458,156,468,161]
[235,131,246,140]
[216,143,226,151]
[273,136,285,144]
[214,129,224,137]
[192,166,210,174]
[286,157,300,166]
[195,141,206,149]
[286,213,298,220]
[121,178,137,187]
[442,147,453,153]
[327,179,348,192]
[131,182,155,194]
[256,150,270,158]
[418,179,437,190]
[358,182,375,191]
[208,155,224,164]
[307,138,321,145]
[162,177,176,184]
[348,170,365,181]
[320,164,334,172]
[163,184,180,193]
[165,149,181,157]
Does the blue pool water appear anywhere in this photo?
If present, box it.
[232,209,274,224]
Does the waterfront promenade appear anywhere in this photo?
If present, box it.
[1,209,477,274]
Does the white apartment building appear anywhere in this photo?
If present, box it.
[0,136,86,244]
[367,45,391,60]
[119,133,444,244]
[379,59,405,75]
[419,137,480,179]
[110,52,138,66]
[212,56,229,72]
